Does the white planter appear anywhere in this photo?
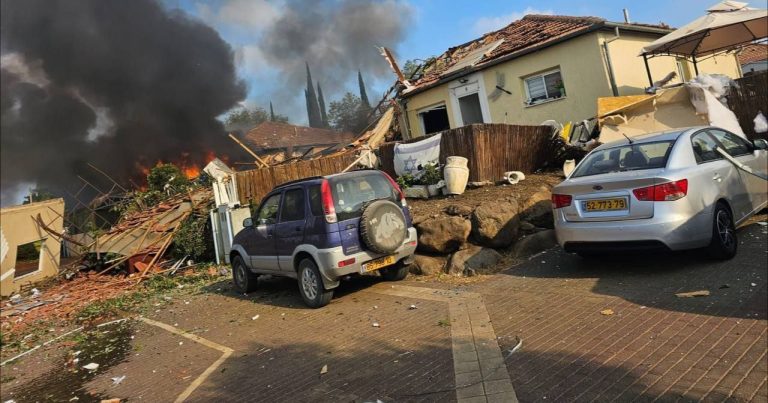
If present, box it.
[443,156,469,195]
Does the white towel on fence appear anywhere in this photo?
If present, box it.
[393,133,442,177]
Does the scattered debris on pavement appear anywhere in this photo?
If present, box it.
[675,290,711,298]
[600,309,615,316]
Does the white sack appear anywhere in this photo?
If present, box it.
[754,112,768,134]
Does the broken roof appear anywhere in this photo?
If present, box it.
[241,121,356,150]
[738,43,768,64]
[405,14,672,95]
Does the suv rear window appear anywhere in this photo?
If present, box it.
[330,172,397,220]
[572,141,674,178]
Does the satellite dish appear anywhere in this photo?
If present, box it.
[488,71,509,101]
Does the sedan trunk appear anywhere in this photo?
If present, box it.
[555,169,666,222]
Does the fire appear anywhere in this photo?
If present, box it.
[133,150,223,185]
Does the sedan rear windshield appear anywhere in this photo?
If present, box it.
[330,172,398,220]
[572,141,675,178]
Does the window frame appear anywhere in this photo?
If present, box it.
[523,68,565,106]
[707,129,753,157]
[278,187,306,223]
[690,130,725,164]
[255,193,282,225]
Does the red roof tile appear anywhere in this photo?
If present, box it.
[738,43,768,65]
[407,14,670,93]
[242,121,355,150]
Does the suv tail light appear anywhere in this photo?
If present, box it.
[382,172,407,207]
[633,179,688,201]
[552,194,572,209]
[320,179,338,223]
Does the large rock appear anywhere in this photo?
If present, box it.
[444,204,474,217]
[447,245,503,276]
[511,230,558,258]
[409,255,447,276]
[520,189,553,229]
[415,216,471,254]
[471,200,520,248]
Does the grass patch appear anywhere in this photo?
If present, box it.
[437,319,451,327]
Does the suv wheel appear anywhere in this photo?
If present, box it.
[232,255,258,293]
[297,258,333,308]
[708,202,737,260]
[380,261,408,281]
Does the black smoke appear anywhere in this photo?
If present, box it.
[256,0,413,113]
[1,0,246,205]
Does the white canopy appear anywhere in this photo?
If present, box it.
[641,2,767,57]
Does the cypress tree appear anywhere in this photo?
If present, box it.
[317,83,329,128]
[305,62,322,127]
[358,70,370,108]
[269,102,276,122]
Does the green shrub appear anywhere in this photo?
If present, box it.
[172,214,214,261]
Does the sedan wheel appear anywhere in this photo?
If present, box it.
[708,202,737,260]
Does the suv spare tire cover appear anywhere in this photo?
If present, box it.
[360,200,407,254]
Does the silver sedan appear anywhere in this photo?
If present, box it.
[552,126,768,259]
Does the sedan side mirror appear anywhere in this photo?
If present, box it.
[753,139,768,150]
[242,217,253,228]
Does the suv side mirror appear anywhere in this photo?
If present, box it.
[753,139,768,150]
[242,217,253,228]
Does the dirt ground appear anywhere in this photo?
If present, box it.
[407,172,563,220]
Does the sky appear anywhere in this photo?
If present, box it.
[166,0,751,124]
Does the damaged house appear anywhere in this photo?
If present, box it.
[399,14,742,138]
[238,121,356,164]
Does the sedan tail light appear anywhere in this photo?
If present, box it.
[633,179,688,201]
[552,194,572,209]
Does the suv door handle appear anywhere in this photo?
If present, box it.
[294,226,302,232]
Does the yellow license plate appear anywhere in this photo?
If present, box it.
[584,198,627,211]
[362,255,396,273]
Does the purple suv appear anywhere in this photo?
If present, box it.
[230,170,418,308]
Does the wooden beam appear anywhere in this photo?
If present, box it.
[228,133,268,168]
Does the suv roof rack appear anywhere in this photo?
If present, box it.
[273,176,324,190]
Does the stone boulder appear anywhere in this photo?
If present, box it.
[471,200,520,248]
[511,230,558,258]
[520,188,553,229]
[409,255,447,276]
[447,245,503,276]
[444,204,474,217]
[415,216,471,254]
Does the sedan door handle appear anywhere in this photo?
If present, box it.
[713,173,722,182]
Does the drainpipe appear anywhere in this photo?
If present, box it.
[602,26,621,96]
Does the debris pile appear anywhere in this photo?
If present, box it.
[1,273,132,334]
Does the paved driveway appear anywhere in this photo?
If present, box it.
[2,223,766,402]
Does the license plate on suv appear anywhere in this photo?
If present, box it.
[583,198,628,212]
[361,255,396,273]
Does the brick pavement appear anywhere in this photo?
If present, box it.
[476,223,768,402]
